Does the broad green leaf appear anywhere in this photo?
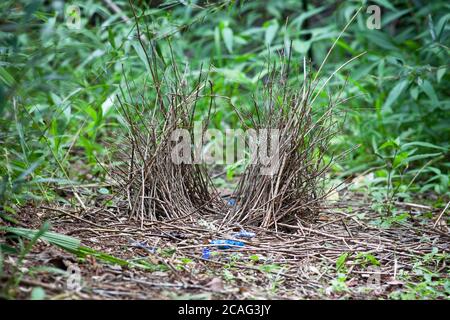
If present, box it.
[364,30,397,50]
[364,254,380,266]
[249,254,260,262]
[16,161,41,182]
[402,141,447,151]
[382,9,411,27]
[1,226,81,251]
[393,151,409,168]
[50,92,62,106]
[292,40,310,54]
[437,68,446,83]
[436,14,449,41]
[382,79,408,113]
[265,23,278,46]
[336,253,349,272]
[401,152,442,164]
[379,139,400,150]
[132,41,151,73]
[1,243,18,254]
[420,80,438,105]
[0,67,15,87]
[222,27,233,53]
[410,86,419,100]
[1,226,160,270]
[101,94,115,116]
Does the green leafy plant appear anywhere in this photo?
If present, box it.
[1,221,51,298]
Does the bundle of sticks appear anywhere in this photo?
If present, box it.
[225,58,342,230]
[112,41,221,224]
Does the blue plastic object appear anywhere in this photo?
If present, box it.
[202,248,211,259]
[233,230,256,239]
[210,239,244,249]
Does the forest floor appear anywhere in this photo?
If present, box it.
[2,190,449,300]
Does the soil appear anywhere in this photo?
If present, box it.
[1,192,449,300]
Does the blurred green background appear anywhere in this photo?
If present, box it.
[0,0,449,214]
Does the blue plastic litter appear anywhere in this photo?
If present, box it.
[210,239,244,249]
[227,199,236,206]
[233,230,256,239]
[202,248,211,259]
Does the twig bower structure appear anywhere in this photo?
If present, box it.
[226,60,338,229]
[113,25,343,229]
[114,51,340,230]
[114,62,220,223]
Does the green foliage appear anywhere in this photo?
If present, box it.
[0,222,167,297]
[355,252,380,267]
[336,252,349,273]
[1,0,448,214]
[390,252,450,300]
[0,0,140,209]
[1,224,165,269]
[330,274,350,294]
[0,221,52,298]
